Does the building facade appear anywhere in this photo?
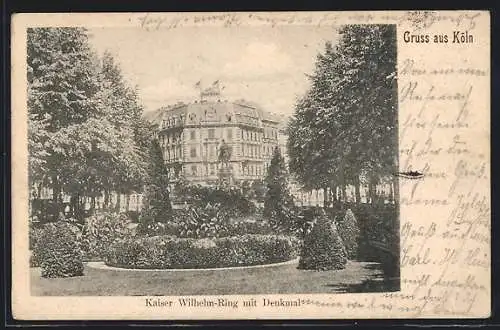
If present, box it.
[149,88,333,207]
[154,92,284,185]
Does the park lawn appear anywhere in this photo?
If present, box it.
[30,261,398,296]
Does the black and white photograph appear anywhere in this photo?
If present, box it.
[10,10,492,320]
[26,21,400,297]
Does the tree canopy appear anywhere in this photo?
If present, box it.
[287,25,398,204]
[27,27,151,217]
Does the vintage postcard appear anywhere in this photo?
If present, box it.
[11,11,490,320]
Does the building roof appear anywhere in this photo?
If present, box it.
[145,99,287,129]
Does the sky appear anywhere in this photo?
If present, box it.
[88,25,339,115]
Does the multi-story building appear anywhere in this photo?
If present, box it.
[151,91,283,186]
[147,86,332,207]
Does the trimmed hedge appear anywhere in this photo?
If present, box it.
[298,212,347,271]
[34,221,84,278]
[105,234,300,269]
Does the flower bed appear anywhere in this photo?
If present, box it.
[104,234,300,270]
[136,213,275,239]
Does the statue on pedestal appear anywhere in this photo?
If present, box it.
[218,140,233,184]
[218,139,232,168]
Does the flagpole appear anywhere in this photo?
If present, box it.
[195,80,202,101]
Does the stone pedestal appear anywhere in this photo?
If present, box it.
[218,165,233,185]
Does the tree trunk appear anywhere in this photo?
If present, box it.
[70,194,77,219]
[51,175,63,221]
[91,196,96,214]
[52,175,60,203]
[37,182,43,199]
[392,175,399,204]
[342,184,347,204]
[323,187,328,209]
[330,184,337,203]
[104,190,110,210]
[126,194,130,212]
[390,182,395,203]
[354,175,361,204]
[368,178,375,204]
[115,193,121,213]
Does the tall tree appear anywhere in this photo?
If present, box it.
[28,28,150,219]
[141,139,173,223]
[288,25,398,206]
[28,27,103,209]
[263,147,296,233]
[99,52,148,211]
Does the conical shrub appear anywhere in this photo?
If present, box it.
[336,209,360,259]
[298,212,347,271]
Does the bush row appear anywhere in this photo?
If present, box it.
[105,234,300,269]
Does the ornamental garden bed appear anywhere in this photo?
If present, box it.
[104,234,301,270]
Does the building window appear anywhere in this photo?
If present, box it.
[227,128,232,140]
[191,165,197,176]
[208,128,215,139]
[190,147,197,158]
[190,131,196,140]
[210,164,215,175]
[209,145,215,158]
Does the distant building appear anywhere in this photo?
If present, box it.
[150,89,284,186]
[145,83,335,207]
